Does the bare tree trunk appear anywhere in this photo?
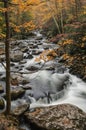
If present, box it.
[4,0,11,115]
[60,0,64,33]
[46,0,61,34]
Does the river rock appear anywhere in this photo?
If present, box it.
[0,46,5,55]
[25,104,86,130]
[26,66,39,71]
[19,60,27,64]
[0,54,5,62]
[24,53,33,59]
[27,54,33,59]
[0,74,6,81]
[22,85,32,90]
[12,104,30,117]
[29,44,38,49]
[0,84,4,93]
[11,51,23,62]
[21,47,29,53]
[10,62,15,67]
[11,73,24,84]
[0,98,5,109]
[21,79,30,85]
[32,50,42,55]
[33,44,38,49]
[45,66,55,71]
[37,41,42,45]
[11,88,25,100]
[11,78,19,86]
[3,88,25,100]
[36,36,43,40]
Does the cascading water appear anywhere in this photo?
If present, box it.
[22,70,86,112]
[0,31,86,130]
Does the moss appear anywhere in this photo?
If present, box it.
[0,98,5,109]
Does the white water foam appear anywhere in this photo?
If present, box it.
[0,63,5,73]
[29,72,86,112]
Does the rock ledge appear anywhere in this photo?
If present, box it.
[25,104,86,130]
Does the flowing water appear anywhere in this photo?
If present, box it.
[0,31,86,129]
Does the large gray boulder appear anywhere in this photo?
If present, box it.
[11,50,23,62]
[25,104,86,130]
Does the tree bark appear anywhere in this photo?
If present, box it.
[4,0,11,115]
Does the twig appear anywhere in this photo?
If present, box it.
[1,62,6,69]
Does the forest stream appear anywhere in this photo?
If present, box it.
[0,31,86,130]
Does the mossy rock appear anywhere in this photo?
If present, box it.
[3,88,25,101]
[25,104,86,130]
[0,98,5,109]
[0,84,4,93]
[11,88,25,100]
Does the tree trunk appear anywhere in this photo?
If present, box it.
[4,0,11,115]
[46,0,61,34]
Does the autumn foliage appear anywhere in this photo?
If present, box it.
[0,0,40,39]
[0,0,86,39]
[35,49,57,62]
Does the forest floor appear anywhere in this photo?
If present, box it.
[0,114,20,130]
[58,43,86,82]
[49,34,86,81]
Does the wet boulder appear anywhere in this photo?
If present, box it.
[36,36,43,40]
[21,47,29,53]
[3,88,25,101]
[25,104,86,130]
[11,88,25,100]
[12,104,30,117]
[11,51,23,62]
[0,54,5,62]
[11,73,25,84]
[0,74,6,81]
[11,78,19,86]
[22,85,32,90]
[0,84,4,93]
[19,60,27,64]
[24,53,33,59]
[27,54,33,59]
[10,62,15,67]
[32,50,42,55]
[26,65,39,71]
[0,98,5,109]
[20,79,30,85]
[0,48,5,55]
[45,66,55,71]
[33,44,38,49]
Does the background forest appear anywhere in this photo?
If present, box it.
[0,0,86,39]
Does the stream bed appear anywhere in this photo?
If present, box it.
[0,31,86,129]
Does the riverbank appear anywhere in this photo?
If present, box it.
[0,114,19,130]
[48,32,86,82]
[57,47,86,82]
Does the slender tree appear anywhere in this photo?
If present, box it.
[3,0,11,115]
